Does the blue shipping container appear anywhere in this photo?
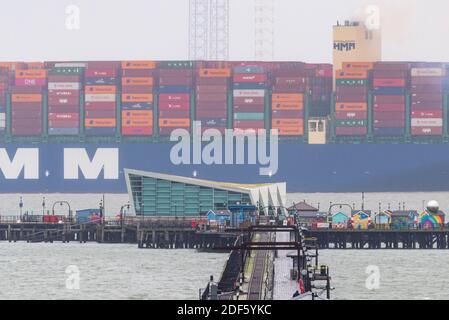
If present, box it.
[233,66,266,74]
[373,127,405,136]
[158,86,191,93]
[48,128,80,135]
[76,209,101,224]
[122,102,153,110]
[84,77,117,85]
[85,127,116,135]
[233,83,267,90]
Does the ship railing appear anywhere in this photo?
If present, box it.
[0,215,69,224]
[121,216,203,228]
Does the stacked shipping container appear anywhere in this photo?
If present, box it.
[47,67,82,135]
[410,64,444,136]
[158,62,193,136]
[11,69,47,136]
[84,62,118,135]
[310,64,333,117]
[271,66,306,136]
[0,67,7,134]
[233,65,267,133]
[196,68,230,135]
[335,63,371,136]
[121,61,155,136]
[372,62,408,136]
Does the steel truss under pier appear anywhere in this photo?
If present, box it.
[306,230,449,249]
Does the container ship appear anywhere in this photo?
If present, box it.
[2,21,449,194]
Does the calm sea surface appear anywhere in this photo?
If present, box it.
[1,192,448,300]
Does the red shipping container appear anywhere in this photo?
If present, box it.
[196,102,227,109]
[373,119,405,127]
[10,86,42,94]
[233,97,264,105]
[372,70,408,78]
[48,113,79,120]
[196,77,228,85]
[48,120,79,128]
[335,127,367,136]
[411,127,443,136]
[411,77,443,85]
[373,62,409,71]
[158,69,192,77]
[47,75,81,82]
[411,85,443,93]
[196,110,227,119]
[195,85,228,93]
[411,110,443,118]
[411,93,442,102]
[15,78,47,87]
[48,105,80,113]
[196,93,227,102]
[159,126,190,135]
[336,87,368,95]
[373,104,405,112]
[233,120,265,128]
[158,101,190,111]
[272,85,307,93]
[159,93,190,102]
[159,110,190,118]
[85,102,116,110]
[12,110,42,118]
[374,95,405,104]
[373,112,405,120]
[159,77,193,86]
[12,127,42,136]
[233,74,267,82]
[335,94,367,103]
[411,101,443,109]
[122,69,155,77]
[85,109,116,118]
[334,111,367,120]
[85,68,117,78]
[122,127,153,136]
[121,85,153,94]
[373,78,406,87]
[233,105,265,113]
[48,95,80,106]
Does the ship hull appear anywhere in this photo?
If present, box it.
[0,143,449,193]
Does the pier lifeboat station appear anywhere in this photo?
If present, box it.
[124,169,287,216]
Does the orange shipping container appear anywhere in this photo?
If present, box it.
[335,102,368,112]
[272,119,304,127]
[122,110,153,120]
[271,127,304,136]
[85,119,116,127]
[198,68,231,78]
[271,93,304,103]
[85,86,116,94]
[342,62,374,70]
[272,102,304,111]
[122,119,153,127]
[121,61,156,69]
[122,77,154,86]
[159,118,190,127]
[122,94,153,103]
[335,69,368,79]
[12,94,42,103]
[15,69,47,79]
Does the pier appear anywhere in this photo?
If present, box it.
[306,229,449,249]
[0,216,237,249]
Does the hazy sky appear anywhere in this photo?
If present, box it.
[0,0,447,63]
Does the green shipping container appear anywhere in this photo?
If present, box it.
[234,112,265,121]
[48,67,84,75]
[336,79,368,86]
[335,120,367,127]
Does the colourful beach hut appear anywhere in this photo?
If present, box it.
[351,210,372,230]
[331,212,349,229]
[391,210,418,229]
[374,211,392,229]
[418,211,445,229]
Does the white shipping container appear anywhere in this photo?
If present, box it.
[54,63,88,68]
[233,89,265,97]
[411,68,444,77]
[411,118,443,127]
[0,113,5,121]
[48,82,80,90]
[85,94,116,102]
